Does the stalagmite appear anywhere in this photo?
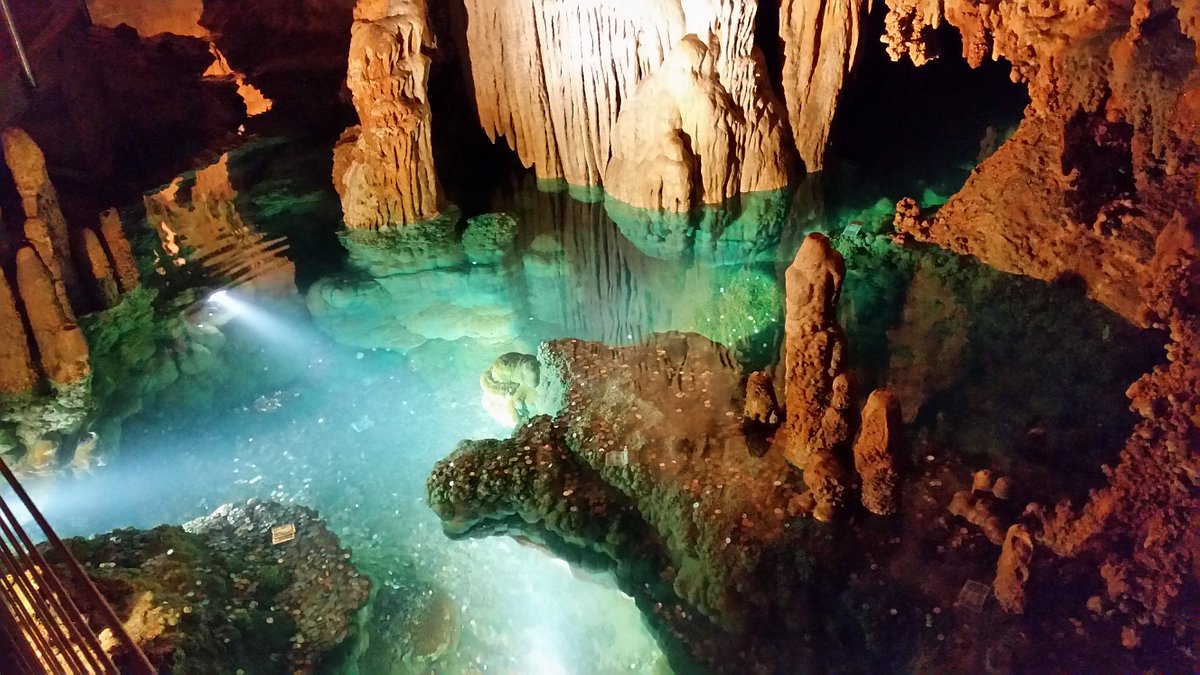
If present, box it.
[779,0,866,172]
[853,389,903,516]
[335,0,441,229]
[99,208,141,293]
[0,272,38,395]
[463,0,792,199]
[15,247,90,385]
[743,371,780,425]
[80,228,121,309]
[2,128,78,307]
[783,233,851,521]
[995,524,1034,613]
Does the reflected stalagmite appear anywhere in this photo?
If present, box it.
[995,523,1034,614]
[99,208,141,293]
[0,271,38,395]
[15,247,90,385]
[2,128,78,308]
[80,228,121,309]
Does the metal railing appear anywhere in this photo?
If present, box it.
[0,456,155,674]
[0,0,36,88]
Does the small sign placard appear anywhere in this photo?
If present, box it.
[271,523,296,545]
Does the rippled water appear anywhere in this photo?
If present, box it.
[21,137,1162,673]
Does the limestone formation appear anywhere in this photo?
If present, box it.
[779,0,866,171]
[853,389,903,516]
[80,228,121,309]
[605,33,792,211]
[2,128,77,308]
[99,209,141,293]
[0,272,38,395]
[782,234,852,520]
[15,247,90,385]
[995,524,1034,614]
[743,370,779,425]
[335,0,442,229]
[881,0,1199,325]
[464,0,793,197]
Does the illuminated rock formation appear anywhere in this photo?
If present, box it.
[79,228,121,309]
[782,233,851,520]
[853,389,902,516]
[479,352,542,427]
[995,524,1034,614]
[883,0,1199,325]
[14,247,90,385]
[99,209,141,293]
[2,128,77,308]
[606,31,792,211]
[0,272,38,395]
[778,0,866,171]
[463,0,793,196]
[335,0,442,229]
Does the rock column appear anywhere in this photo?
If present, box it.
[783,233,852,521]
[335,0,442,229]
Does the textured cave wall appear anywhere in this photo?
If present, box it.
[878,0,1200,652]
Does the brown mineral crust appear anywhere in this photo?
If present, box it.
[1032,220,1198,646]
[336,0,442,229]
[994,523,1034,614]
[0,271,38,395]
[948,489,1007,545]
[853,389,903,516]
[14,247,90,385]
[98,209,141,293]
[782,233,852,519]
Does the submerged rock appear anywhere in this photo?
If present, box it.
[45,501,370,673]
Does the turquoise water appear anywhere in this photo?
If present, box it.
[21,139,1162,673]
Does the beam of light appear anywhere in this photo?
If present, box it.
[200,288,312,353]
